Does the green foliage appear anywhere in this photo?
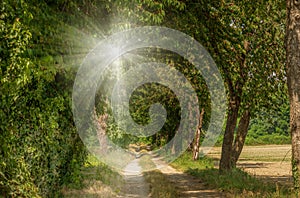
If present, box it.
[152,0,287,167]
[129,82,181,147]
[83,155,123,190]
[171,152,214,171]
[61,154,123,197]
[106,114,137,148]
[111,0,185,27]
[94,0,287,155]
[1,1,39,196]
[0,0,290,195]
[0,0,87,197]
[245,135,290,145]
[94,48,211,149]
[292,158,299,195]
[246,100,290,145]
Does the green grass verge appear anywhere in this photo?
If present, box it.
[61,155,124,197]
[171,152,214,171]
[84,155,124,189]
[171,152,294,197]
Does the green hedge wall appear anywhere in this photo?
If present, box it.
[0,1,87,197]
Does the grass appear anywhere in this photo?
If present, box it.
[171,151,294,197]
[139,155,178,198]
[61,155,124,197]
[61,150,295,197]
[171,151,214,171]
[84,155,124,188]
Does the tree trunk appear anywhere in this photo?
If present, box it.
[219,97,240,173]
[286,0,300,193]
[231,109,250,166]
[193,108,205,160]
[95,113,108,153]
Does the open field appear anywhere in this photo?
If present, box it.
[208,145,293,186]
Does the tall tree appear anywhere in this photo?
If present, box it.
[163,0,285,171]
[200,1,286,172]
[107,0,286,171]
[286,0,300,193]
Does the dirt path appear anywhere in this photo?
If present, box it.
[118,155,225,198]
[151,156,226,198]
[119,158,150,197]
[63,145,292,197]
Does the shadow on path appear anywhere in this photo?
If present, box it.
[151,156,226,198]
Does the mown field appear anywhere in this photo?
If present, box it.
[208,145,293,186]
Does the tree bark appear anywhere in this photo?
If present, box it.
[95,113,108,153]
[219,96,240,173]
[231,109,251,166]
[193,108,205,160]
[286,0,300,192]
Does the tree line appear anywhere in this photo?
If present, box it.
[1,0,300,196]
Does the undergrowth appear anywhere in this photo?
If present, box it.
[61,155,123,197]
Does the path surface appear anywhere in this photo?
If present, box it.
[119,158,150,198]
[118,155,225,198]
[151,156,225,198]
[142,145,293,197]
[119,145,293,197]
[63,145,292,197]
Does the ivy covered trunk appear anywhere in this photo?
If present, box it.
[286,0,300,193]
[232,110,251,166]
[219,96,240,172]
[95,113,108,154]
[193,108,204,161]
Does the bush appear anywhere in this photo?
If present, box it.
[0,1,87,197]
[245,134,290,145]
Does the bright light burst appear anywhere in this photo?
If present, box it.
[72,26,226,172]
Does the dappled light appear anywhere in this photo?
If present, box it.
[1,0,298,197]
